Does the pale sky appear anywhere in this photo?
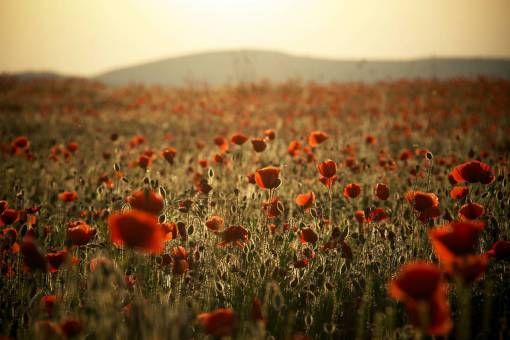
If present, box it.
[1,0,509,76]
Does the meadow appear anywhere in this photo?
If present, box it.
[0,75,509,339]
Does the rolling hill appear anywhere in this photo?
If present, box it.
[95,50,510,86]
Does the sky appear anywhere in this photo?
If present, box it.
[1,0,509,76]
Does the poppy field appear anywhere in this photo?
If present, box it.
[0,76,510,339]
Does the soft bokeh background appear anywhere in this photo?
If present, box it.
[1,0,510,75]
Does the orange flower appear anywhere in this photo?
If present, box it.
[365,135,377,145]
[255,166,281,190]
[197,308,236,337]
[58,191,78,203]
[300,227,318,244]
[374,183,390,200]
[295,192,316,212]
[108,210,165,254]
[308,131,328,147]
[287,140,301,157]
[343,183,361,199]
[458,202,484,220]
[388,262,452,335]
[405,191,440,221]
[127,190,164,216]
[66,220,96,246]
[159,222,178,240]
[448,160,495,185]
[218,225,249,248]
[251,138,267,152]
[450,186,469,200]
[214,136,229,153]
[230,133,248,145]
[162,147,177,164]
[205,216,225,231]
[263,129,276,140]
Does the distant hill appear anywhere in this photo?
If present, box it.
[95,50,510,86]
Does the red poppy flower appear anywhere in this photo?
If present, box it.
[89,256,114,273]
[128,135,145,148]
[171,246,188,261]
[448,254,488,283]
[162,147,177,164]
[263,197,282,219]
[287,140,301,157]
[317,159,337,178]
[60,317,83,338]
[198,159,209,168]
[0,208,20,226]
[374,183,390,200]
[66,142,78,153]
[98,174,114,189]
[218,225,249,248]
[138,154,152,170]
[308,131,328,147]
[159,222,177,240]
[21,237,48,273]
[127,190,164,216]
[251,138,267,152]
[66,220,97,246]
[365,208,388,223]
[214,136,229,153]
[399,149,413,161]
[428,220,485,266]
[365,135,377,145]
[448,160,495,185]
[458,202,484,220]
[205,216,225,231]
[197,308,236,337]
[108,210,165,254]
[41,295,60,315]
[231,133,248,145]
[355,210,365,224]
[295,192,316,212]
[47,250,68,273]
[405,191,441,221]
[194,176,213,194]
[486,240,510,260]
[300,227,318,244]
[58,191,78,203]
[12,136,30,149]
[388,262,452,335]
[450,186,469,200]
[255,166,281,190]
[343,183,361,199]
[263,129,276,140]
